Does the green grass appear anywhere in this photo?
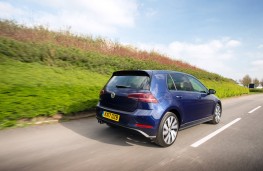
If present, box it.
[0,56,108,128]
[201,80,249,98]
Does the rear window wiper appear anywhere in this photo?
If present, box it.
[116,85,131,88]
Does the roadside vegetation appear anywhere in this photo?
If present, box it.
[240,74,263,89]
[249,88,263,93]
[0,20,249,129]
[0,56,108,127]
[200,80,249,98]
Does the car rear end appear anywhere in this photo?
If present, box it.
[96,70,159,138]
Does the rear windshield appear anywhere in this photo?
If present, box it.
[107,75,150,90]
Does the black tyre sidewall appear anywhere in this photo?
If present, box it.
[155,112,178,147]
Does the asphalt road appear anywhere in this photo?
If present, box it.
[1,94,263,171]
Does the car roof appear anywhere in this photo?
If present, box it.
[144,70,193,76]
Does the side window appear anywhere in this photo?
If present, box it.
[167,74,176,90]
[188,76,208,93]
[170,73,193,91]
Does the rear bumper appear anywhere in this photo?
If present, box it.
[96,105,159,139]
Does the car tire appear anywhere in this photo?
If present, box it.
[154,112,179,147]
[211,103,221,124]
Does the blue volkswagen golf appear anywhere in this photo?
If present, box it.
[96,70,222,147]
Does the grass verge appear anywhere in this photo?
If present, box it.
[0,56,108,128]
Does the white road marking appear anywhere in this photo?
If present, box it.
[248,106,261,114]
[191,118,241,148]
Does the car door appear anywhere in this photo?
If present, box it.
[168,73,209,123]
[187,75,215,118]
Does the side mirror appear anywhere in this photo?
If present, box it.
[208,89,216,94]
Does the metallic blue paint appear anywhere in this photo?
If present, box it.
[96,70,221,139]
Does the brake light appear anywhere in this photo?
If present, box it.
[128,93,158,103]
[135,123,153,129]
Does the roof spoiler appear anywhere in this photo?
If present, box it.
[113,70,150,77]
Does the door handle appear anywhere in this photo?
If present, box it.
[176,95,182,99]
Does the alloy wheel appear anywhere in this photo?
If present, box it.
[163,115,178,145]
[215,104,221,123]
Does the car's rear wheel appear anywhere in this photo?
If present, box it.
[211,103,221,124]
[154,112,179,147]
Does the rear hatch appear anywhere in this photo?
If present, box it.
[99,70,151,112]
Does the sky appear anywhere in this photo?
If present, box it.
[0,0,263,81]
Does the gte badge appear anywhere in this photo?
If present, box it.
[111,92,115,99]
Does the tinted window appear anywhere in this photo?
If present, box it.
[107,75,150,90]
[187,76,208,93]
[170,73,193,91]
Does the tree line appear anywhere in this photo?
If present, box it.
[240,75,263,87]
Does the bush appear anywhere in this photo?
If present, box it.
[249,88,263,93]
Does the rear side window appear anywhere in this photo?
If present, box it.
[107,75,150,90]
[170,73,193,91]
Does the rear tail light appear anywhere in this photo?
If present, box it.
[128,93,158,103]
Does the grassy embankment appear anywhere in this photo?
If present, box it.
[0,20,249,128]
